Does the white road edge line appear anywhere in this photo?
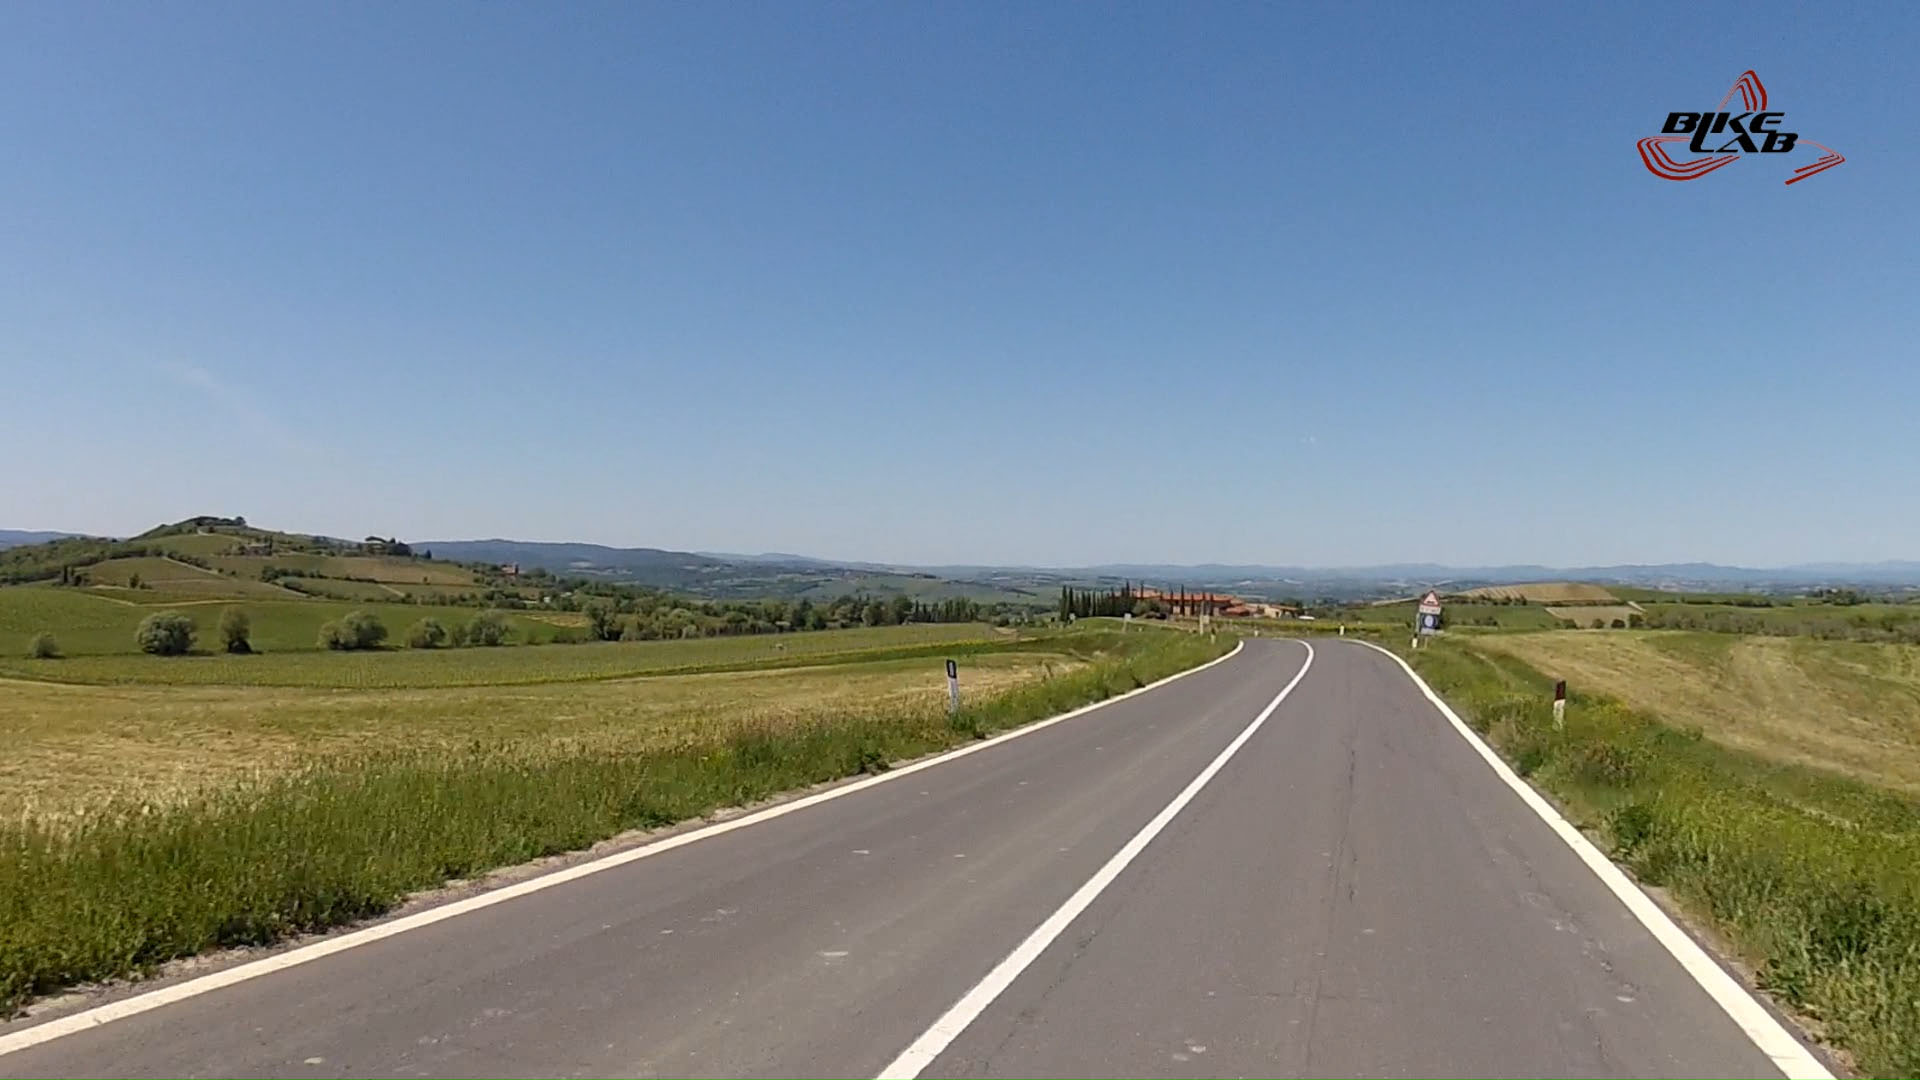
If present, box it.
[0,638,1250,1058]
[1352,640,1832,1080]
[876,640,1315,1080]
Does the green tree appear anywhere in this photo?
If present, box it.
[320,610,388,650]
[405,617,448,649]
[467,610,510,647]
[136,611,197,656]
[218,607,252,654]
[585,600,619,641]
[128,572,143,589]
[27,632,60,659]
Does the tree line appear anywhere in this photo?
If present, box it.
[1059,583,1232,620]
[564,590,1029,642]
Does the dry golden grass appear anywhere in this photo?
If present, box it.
[1459,582,1619,603]
[1475,630,1920,793]
[0,652,1080,826]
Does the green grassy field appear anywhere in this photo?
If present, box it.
[1474,630,1920,794]
[1,636,1054,823]
[0,623,1233,1012]
[0,589,560,659]
[143,531,256,558]
[277,576,409,602]
[3,621,1011,687]
[1406,634,1920,1077]
[1639,600,1920,631]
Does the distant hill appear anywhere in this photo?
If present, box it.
[0,530,81,550]
[425,539,732,576]
[0,518,499,605]
[14,521,1920,601]
[420,539,1045,603]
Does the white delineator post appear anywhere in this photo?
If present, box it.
[946,659,961,715]
[1553,679,1567,728]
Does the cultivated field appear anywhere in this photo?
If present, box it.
[1457,582,1620,603]
[76,556,299,602]
[2,646,1065,825]
[0,589,560,659]
[1474,630,1920,793]
[2,620,1005,687]
[205,552,478,586]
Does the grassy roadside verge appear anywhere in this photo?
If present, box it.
[0,627,1234,1014]
[1403,637,1920,1078]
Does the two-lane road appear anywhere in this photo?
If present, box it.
[0,639,1827,1078]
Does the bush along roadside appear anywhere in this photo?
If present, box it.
[0,627,1233,1014]
[1405,639,1920,1079]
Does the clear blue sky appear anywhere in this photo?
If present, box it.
[4,1,1914,567]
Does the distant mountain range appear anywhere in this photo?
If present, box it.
[0,530,79,549]
[420,538,1920,597]
[8,525,1919,599]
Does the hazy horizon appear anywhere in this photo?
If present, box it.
[3,517,1912,575]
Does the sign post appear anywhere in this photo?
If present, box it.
[1414,590,1443,649]
[1123,612,1132,631]
[1553,679,1567,729]
[946,659,960,715]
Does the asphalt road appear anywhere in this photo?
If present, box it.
[0,639,1818,1078]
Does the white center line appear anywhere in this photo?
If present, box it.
[876,640,1315,1079]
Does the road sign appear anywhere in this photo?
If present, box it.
[1416,591,1442,637]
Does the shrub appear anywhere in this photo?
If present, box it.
[218,608,252,654]
[466,611,509,647]
[404,618,447,650]
[1608,801,1658,857]
[319,610,387,651]
[27,633,60,659]
[585,601,619,642]
[135,612,196,656]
